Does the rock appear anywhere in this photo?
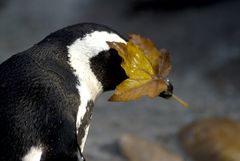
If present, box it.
[119,134,184,161]
[179,118,240,161]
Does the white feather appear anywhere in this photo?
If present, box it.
[22,146,43,161]
[67,31,126,150]
[79,125,90,152]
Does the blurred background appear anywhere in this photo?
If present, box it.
[0,0,240,161]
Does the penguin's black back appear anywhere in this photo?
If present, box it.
[0,47,80,160]
[0,23,125,161]
[39,23,120,47]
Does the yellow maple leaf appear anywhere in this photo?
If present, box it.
[107,36,169,101]
[107,34,188,107]
[111,79,167,101]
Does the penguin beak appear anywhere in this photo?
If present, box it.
[159,80,173,99]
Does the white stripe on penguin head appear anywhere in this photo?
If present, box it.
[67,31,126,151]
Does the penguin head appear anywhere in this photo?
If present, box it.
[66,25,128,93]
[89,48,128,91]
[41,23,128,99]
[41,23,173,99]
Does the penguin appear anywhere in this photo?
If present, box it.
[0,23,173,161]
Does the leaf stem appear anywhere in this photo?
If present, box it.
[172,94,189,108]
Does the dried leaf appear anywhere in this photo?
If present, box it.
[129,34,161,73]
[107,35,172,102]
[129,34,172,77]
[109,79,167,101]
[108,41,154,80]
[157,48,172,78]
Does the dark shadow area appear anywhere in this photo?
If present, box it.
[0,0,8,11]
[130,0,237,13]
